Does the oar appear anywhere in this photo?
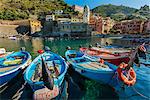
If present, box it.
[41,57,54,90]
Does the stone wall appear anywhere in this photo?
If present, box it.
[0,25,19,37]
[0,20,30,37]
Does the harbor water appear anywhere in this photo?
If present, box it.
[0,37,149,99]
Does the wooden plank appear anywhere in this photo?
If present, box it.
[0,66,17,73]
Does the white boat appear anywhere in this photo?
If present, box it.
[8,36,17,40]
[0,48,13,58]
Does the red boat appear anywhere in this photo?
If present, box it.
[80,47,131,66]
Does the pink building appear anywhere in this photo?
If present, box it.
[72,5,84,14]
[89,16,103,33]
[113,20,144,34]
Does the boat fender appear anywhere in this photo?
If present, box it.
[89,45,92,48]
[38,50,44,54]
[117,63,136,86]
[44,46,51,52]
[66,46,71,50]
[99,58,104,64]
[20,47,26,51]
[139,45,146,52]
[95,43,99,47]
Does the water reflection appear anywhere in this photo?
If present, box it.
[31,38,44,54]
[0,37,139,57]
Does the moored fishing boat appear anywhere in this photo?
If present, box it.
[65,49,118,84]
[24,48,68,99]
[65,49,138,97]
[0,49,31,86]
[80,46,131,66]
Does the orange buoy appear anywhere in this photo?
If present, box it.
[99,58,104,64]
[117,63,136,86]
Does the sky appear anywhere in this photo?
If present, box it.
[64,0,150,9]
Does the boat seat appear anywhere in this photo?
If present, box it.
[0,66,17,73]
[78,63,98,70]
[78,62,110,70]
[3,59,22,66]
[68,54,76,58]
[31,63,60,82]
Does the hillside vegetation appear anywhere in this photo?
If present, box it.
[92,4,150,21]
[0,0,75,20]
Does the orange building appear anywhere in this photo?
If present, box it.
[102,17,114,34]
[89,16,103,33]
[113,20,144,34]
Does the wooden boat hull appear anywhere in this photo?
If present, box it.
[65,50,117,84]
[104,57,130,66]
[72,64,116,84]
[0,69,21,86]
[0,51,31,86]
[80,47,130,66]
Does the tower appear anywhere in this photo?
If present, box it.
[83,5,90,23]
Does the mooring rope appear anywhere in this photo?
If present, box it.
[131,86,150,99]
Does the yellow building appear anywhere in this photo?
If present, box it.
[102,17,114,34]
[29,20,42,34]
[71,17,83,23]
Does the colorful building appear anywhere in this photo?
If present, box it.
[71,17,83,23]
[52,22,91,37]
[46,15,55,21]
[54,10,63,15]
[113,20,144,34]
[56,18,71,22]
[29,20,42,34]
[89,16,113,34]
[143,20,150,34]
[89,16,103,33]
[72,5,84,14]
[102,17,114,34]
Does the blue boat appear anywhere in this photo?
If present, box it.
[24,50,68,99]
[65,50,118,84]
[0,51,31,86]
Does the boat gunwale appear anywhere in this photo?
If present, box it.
[0,51,31,77]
